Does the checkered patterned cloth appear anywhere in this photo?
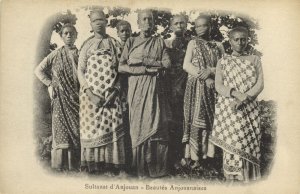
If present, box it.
[211,55,261,166]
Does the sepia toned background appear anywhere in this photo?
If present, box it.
[0,0,300,193]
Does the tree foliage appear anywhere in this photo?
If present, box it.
[49,7,262,56]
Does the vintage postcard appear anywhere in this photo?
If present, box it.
[0,0,299,193]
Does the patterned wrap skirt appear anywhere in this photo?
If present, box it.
[79,48,125,168]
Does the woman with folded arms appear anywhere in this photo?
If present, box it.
[211,26,264,182]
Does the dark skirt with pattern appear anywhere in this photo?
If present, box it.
[182,76,215,161]
[50,47,80,170]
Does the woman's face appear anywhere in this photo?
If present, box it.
[117,25,132,42]
[229,31,248,53]
[171,16,187,36]
[194,18,210,37]
[90,12,107,35]
[61,27,77,46]
[138,12,154,32]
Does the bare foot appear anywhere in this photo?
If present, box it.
[191,161,200,169]
[181,158,191,167]
[117,170,128,178]
[104,171,115,177]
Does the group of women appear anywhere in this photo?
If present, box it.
[35,9,264,183]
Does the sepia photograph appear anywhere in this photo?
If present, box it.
[0,0,299,193]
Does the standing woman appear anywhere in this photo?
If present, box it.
[118,10,171,178]
[78,10,125,174]
[164,14,190,170]
[116,20,133,171]
[182,15,224,168]
[34,24,80,171]
[116,20,132,49]
[211,27,264,182]
[115,20,132,112]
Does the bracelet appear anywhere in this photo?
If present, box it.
[83,86,91,93]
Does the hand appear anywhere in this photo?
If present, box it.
[47,85,55,100]
[229,100,243,113]
[197,68,211,80]
[86,88,105,106]
[143,57,154,66]
[205,78,215,89]
[90,94,105,107]
[103,89,118,108]
[232,91,248,103]
[143,57,160,67]
[128,58,143,65]
[247,95,255,102]
[145,67,159,73]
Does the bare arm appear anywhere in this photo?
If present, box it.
[118,63,147,74]
[160,40,171,69]
[77,43,90,90]
[246,56,264,98]
[207,42,224,77]
[183,40,199,77]
[34,51,56,86]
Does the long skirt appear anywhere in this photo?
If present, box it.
[80,136,125,171]
[79,48,125,171]
[183,77,215,161]
[132,137,168,178]
[223,151,261,182]
[51,89,80,170]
